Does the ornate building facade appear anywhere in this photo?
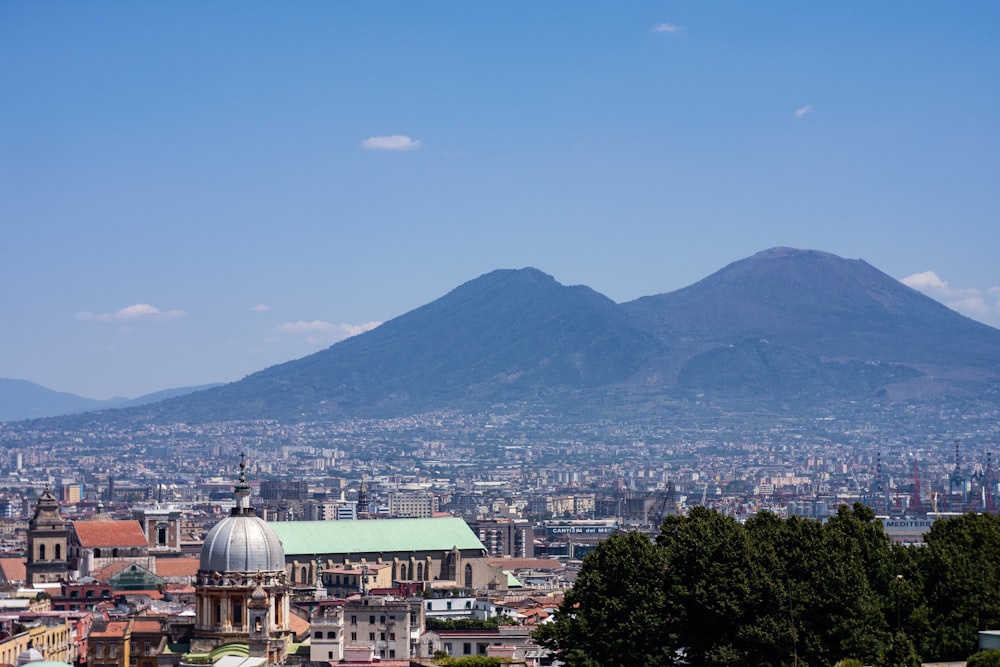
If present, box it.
[190,457,292,664]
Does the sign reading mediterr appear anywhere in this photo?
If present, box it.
[547,526,617,535]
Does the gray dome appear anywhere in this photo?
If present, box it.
[199,513,285,573]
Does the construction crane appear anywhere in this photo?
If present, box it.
[647,480,677,531]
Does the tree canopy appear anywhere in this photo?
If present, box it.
[535,504,1000,666]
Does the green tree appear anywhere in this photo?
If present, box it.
[534,530,672,667]
[878,629,921,667]
[657,506,760,666]
[968,649,1000,667]
[918,513,1000,660]
[744,511,829,666]
[811,503,894,664]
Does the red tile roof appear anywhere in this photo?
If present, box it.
[91,621,130,637]
[130,619,162,633]
[91,561,130,580]
[73,520,148,547]
[487,557,565,570]
[0,557,26,583]
[153,557,199,577]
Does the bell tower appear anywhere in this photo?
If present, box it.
[248,583,271,659]
[26,487,69,584]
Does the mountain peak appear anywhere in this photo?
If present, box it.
[748,247,844,262]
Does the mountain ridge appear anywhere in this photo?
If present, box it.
[12,248,1000,425]
[0,379,223,422]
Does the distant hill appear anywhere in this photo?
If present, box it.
[23,248,1000,425]
[0,379,221,422]
[0,379,115,421]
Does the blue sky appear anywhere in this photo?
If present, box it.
[2,2,998,399]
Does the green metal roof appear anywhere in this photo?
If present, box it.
[268,517,486,556]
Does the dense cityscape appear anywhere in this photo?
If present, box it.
[2,398,1000,665]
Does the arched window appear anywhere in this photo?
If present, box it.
[112,548,119,557]
[39,544,46,560]
[399,564,407,580]
[464,564,473,588]
[301,567,308,583]
[130,547,138,557]
[55,544,61,560]
[417,562,424,580]
[94,548,101,558]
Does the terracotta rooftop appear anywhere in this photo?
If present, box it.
[0,557,26,583]
[487,557,564,570]
[288,611,310,640]
[154,557,199,577]
[91,561,131,580]
[130,619,163,633]
[91,621,131,637]
[116,590,165,600]
[73,520,148,548]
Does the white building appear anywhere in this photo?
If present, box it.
[309,595,423,662]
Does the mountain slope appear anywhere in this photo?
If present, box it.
[625,248,1000,359]
[0,378,113,421]
[0,379,226,422]
[135,268,662,422]
[622,247,1000,400]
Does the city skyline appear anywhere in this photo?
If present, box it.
[3,2,998,399]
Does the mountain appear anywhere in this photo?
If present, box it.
[0,379,116,421]
[0,379,223,422]
[622,247,1000,402]
[27,249,1000,425]
[127,268,661,422]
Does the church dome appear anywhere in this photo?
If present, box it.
[200,513,285,573]
[198,455,285,574]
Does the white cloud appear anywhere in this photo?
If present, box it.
[900,270,946,291]
[652,22,682,34]
[250,304,270,313]
[795,105,815,118]
[277,320,340,333]
[75,303,186,322]
[361,135,423,151]
[275,320,381,345]
[902,270,1000,328]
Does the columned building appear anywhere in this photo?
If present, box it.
[190,456,292,664]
